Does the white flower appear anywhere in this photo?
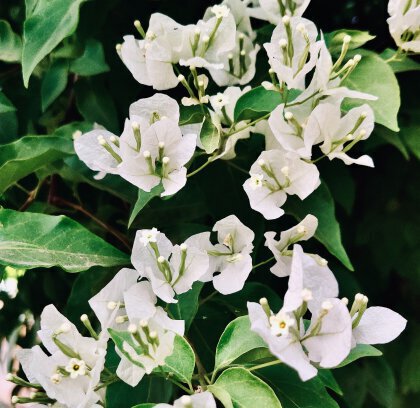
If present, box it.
[247,0,311,24]
[269,310,295,336]
[307,103,375,167]
[139,228,159,246]
[211,4,231,18]
[243,150,320,220]
[155,391,217,408]
[65,358,87,379]
[88,268,139,332]
[206,215,254,294]
[131,230,210,303]
[250,173,264,189]
[118,118,196,196]
[264,214,318,277]
[210,92,230,109]
[264,17,321,90]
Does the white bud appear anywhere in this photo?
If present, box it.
[258,159,266,167]
[280,166,289,177]
[5,373,13,381]
[115,316,126,324]
[72,130,82,140]
[319,258,328,266]
[140,319,148,328]
[353,54,362,62]
[128,324,138,334]
[239,33,245,40]
[284,111,294,120]
[194,28,201,35]
[97,135,106,146]
[358,129,367,138]
[132,121,139,130]
[11,396,19,404]
[345,134,354,141]
[158,141,165,149]
[180,243,188,251]
[50,373,61,384]
[110,136,118,143]
[228,53,234,59]
[301,288,313,302]
[29,392,37,399]
[116,43,122,52]
[296,225,306,234]
[59,323,71,333]
[268,68,275,74]
[259,297,268,306]
[282,15,290,25]
[343,35,351,44]
[107,301,117,310]
[203,35,210,43]
[149,331,158,339]
[362,295,369,304]
[143,150,151,158]
[361,111,368,119]
[134,20,141,28]
[162,156,170,164]
[180,395,192,407]
[177,74,185,81]
[158,256,165,264]
[355,293,364,302]
[80,314,88,322]
[296,23,306,34]
[240,50,246,56]
[322,300,333,311]
[341,297,349,305]
[279,38,288,48]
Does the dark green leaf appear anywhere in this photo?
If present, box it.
[0,20,22,62]
[285,182,354,270]
[318,370,343,395]
[179,105,205,125]
[128,185,164,228]
[0,91,16,114]
[325,29,375,55]
[0,209,129,272]
[335,344,382,368]
[41,59,69,111]
[380,48,420,73]
[70,38,110,76]
[22,0,87,87]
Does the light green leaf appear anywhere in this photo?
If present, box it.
[214,316,267,371]
[180,105,205,125]
[0,209,129,272]
[22,0,87,87]
[131,405,155,408]
[109,328,144,368]
[41,59,69,111]
[128,185,163,228]
[335,344,382,368]
[70,38,110,76]
[325,29,375,55]
[161,335,195,384]
[258,366,339,408]
[0,91,16,114]
[285,182,354,270]
[0,135,72,194]
[168,282,204,332]
[234,86,300,122]
[343,50,401,132]
[0,20,22,62]
[200,117,220,154]
[209,367,281,408]
[380,48,420,73]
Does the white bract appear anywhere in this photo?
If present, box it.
[264,214,318,276]
[155,392,217,408]
[264,16,320,90]
[243,150,320,219]
[18,305,107,408]
[247,0,311,24]
[131,228,210,302]
[387,0,420,52]
[207,215,255,294]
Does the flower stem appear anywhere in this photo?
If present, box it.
[187,157,214,178]
[248,359,282,371]
[252,257,275,270]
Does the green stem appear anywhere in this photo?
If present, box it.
[187,157,214,178]
[248,359,282,372]
[199,290,218,306]
[252,257,275,270]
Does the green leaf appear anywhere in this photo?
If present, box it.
[41,59,69,111]
[258,366,339,408]
[22,0,87,87]
[209,367,281,408]
[214,316,267,371]
[285,182,354,270]
[0,135,72,194]
[179,105,205,125]
[401,125,420,160]
[372,126,409,160]
[168,281,204,332]
[70,38,110,76]
[200,117,220,154]
[343,50,401,132]
[365,358,396,408]
[335,344,382,368]
[317,370,343,395]
[234,86,300,122]
[109,328,144,367]
[380,48,420,73]
[161,335,195,384]
[0,209,129,272]
[325,29,375,55]
[0,91,16,114]
[75,77,119,133]
[0,20,22,62]
[106,376,171,408]
[128,185,163,228]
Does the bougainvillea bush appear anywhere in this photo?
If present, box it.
[0,0,419,407]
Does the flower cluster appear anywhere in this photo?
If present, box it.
[10,0,414,406]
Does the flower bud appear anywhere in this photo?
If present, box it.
[343,35,351,44]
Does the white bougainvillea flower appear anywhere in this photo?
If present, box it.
[88,268,139,332]
[128,93,180,133]
[247,0,311,24]
[302,298,353,368]
[243,150,320,219]
[216,0,255,39]
[350,295,407,345]
[131,229,210,303]
[264,16,321,90]
[208,32,260,86]
[283,245,338,312]
[180,9,236,70]
[19,305,107,407]
[264,214,318,277]
[155,392,217,408]
[247,301,317,381]
[387,0,420,52]
[307,103,375,166]
[118,118,196,196]
[207,215,254,294]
